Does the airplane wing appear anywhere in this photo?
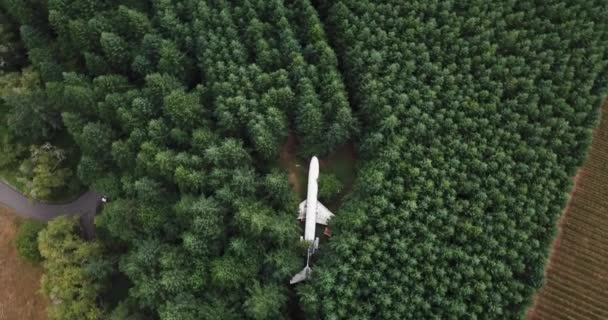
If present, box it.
[297,200,334,225]
[297,200,307,220]
[315,201,334,225]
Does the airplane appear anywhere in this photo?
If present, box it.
[290,156,335,284]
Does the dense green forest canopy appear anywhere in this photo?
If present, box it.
[1,0,608,319]
[2,0,354,318]
[303,0,608,319]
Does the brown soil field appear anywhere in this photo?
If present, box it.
[0,207,48,320]
[527,102,608,320]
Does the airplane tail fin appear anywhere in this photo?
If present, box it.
[290,266,312,284]
[290,246,314,284]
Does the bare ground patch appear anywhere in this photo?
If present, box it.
[0,208,47,320]
[279,134,357,202]
[279,133,306,198]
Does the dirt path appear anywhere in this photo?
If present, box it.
[0,208,48,320]
[0,182,101,238]
[279,133,305,197]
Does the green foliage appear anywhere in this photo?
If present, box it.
[317,173,343,202]
[306,0,608,319]
[18,143,73,200]
[0,10,26,73]
[116,5,151,40]
[0,66,39,96]
[38,216,106,320]
[5,0,607,319]
[264,169,296,207]
[0,23,82,201]
[15,219,45,263]
[4,88,62,144]
[100,32,131,70]
[19,25,62,81]
[163,89,203,129]
[244,283,287,320]
[108,300,144,320]
[0,68,38,177]
[1,0,49,31]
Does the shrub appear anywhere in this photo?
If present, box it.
[15,219,45,263]
[318,173,343,201]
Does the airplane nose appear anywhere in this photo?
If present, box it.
[310,156,320,174]
[308,157,319,181]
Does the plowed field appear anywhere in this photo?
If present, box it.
[528,102,608,320]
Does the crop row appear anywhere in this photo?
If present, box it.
[529,102,608,320]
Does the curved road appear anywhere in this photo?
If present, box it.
[0,182,101,238]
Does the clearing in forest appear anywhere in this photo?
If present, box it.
[527,102,608,320]
[279,134,308,198]
[279,133,357,207]
[0,208,47,320]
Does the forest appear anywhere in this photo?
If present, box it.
[303,0,608,319]
[1,0,608,319]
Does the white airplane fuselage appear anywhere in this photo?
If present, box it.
[304,156,320,242]
[291,156,335,284]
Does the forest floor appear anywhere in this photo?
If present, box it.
[526,102,608,320]
[279,134,307,198]
[318,143,357,209]
[0,207,48,320]
[279,134,357,206]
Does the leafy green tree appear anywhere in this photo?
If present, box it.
[108,300,144,320]
[78,122,115,157]
[204,139,252,168]
[244,283,287,320]
[100,32,131,71]
[115,5,151,40]
[263,169,295,207]
[0,68,38,172]
[163,89,203,129]
[0,10,26,73]
[5,89,61,144]
[305,0,608,318]
[174,195,225,254]
[18,143,73,200]
[1,0,48,28]
[0,66,39,96]
[76,155,104,185]
[15,219,45,263]
[9,0,606,319]
[38,216,105,320]
[318,172,343,202]
[19,25,62,81]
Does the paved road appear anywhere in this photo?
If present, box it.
[0,182,101,238]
